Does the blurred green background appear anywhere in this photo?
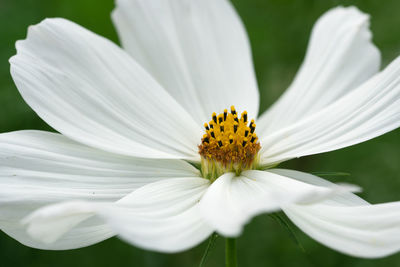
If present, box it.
[1,0,400,266]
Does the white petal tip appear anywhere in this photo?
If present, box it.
[21,202,95,244]
[335,183,362,193]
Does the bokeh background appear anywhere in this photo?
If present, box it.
[1,0,400,266]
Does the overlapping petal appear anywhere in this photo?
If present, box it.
[0,131,200,249]
[257,6,380,134]
[3,218,114,250]
[198,170,359,237]
[112,0,259,123]
[274,169,400,258]
[23,178,213,252]
[285,199,400,258]
[10,18,201,160]
[259,56,400,166]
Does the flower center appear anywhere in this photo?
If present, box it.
[198,106,261,180]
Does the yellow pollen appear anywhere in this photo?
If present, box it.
[198,106,261,179]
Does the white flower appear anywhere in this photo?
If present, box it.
[2,0,400,258]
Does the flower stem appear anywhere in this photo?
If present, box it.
[225,238,237,267]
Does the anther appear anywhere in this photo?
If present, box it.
[234,115,239,123]
[242,138,248,147]
[223,109,228,121]
[220,122,224,132]
[250,123,256,134]
[249,119,255,128]
[218,115,223,124]
[250,134,257,143]
[212,113,217,124]
[209,121,214,129]
[244,128,249,137]
[203,134,209,144]
[217,137,223,147]
[231,105,237,115]
[229,135,234,144]
[242,111,248,123]
[204,123,209,131]
[210,130,215,138]
[233,123,238,133]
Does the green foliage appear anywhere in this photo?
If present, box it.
[199,233,219,267]
[310,172,350,177]
[1,0,400,266]
[269,212,305,253]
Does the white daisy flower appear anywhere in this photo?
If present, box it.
[2,0,400,259]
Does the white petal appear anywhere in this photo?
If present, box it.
[284,200,400,258]
[257,6,380,135]
[112,0,259,123]
[2,218,114,250]
[23,178,213,253]
[0,130,200,249]
[279,170,400,257]
[260,56,400,166]
[10,18,201,160]
[269,169,367,206]
[198,170,358,237]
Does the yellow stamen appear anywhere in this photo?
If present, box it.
[210,129,215,138]
[212,112,217,124]
[241,111,248,123]
[233,122,238,133]
[242,137,248,147]
[198,106,261,179]
[230,105,236,115]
